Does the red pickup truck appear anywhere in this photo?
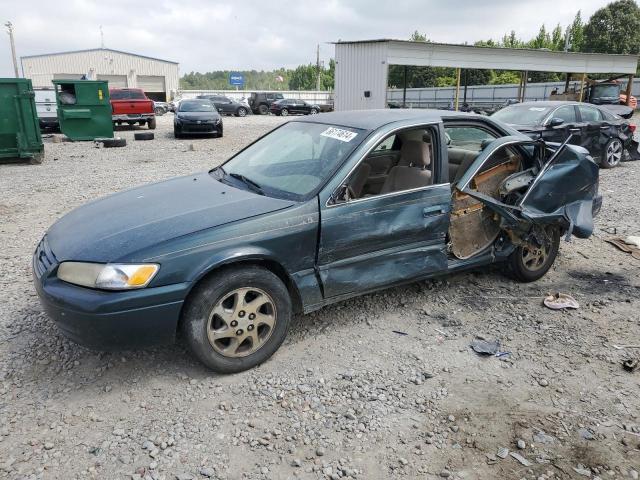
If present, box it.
[109,88,156,129]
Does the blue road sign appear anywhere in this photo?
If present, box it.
[229,73,245,87]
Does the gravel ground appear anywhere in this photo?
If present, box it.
[0,113,639,480]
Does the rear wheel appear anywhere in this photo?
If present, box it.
[310,108,319,115]
[281,108,289,116]
[507,227,560,282]
[601,138,623,168]
[258,104,269,115]
[236,107,247,117]
[148,117,157,130]
[182,266,292,373]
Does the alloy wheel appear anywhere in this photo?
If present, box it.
[605,139,623,167]
[207,287,277,358]
[238,107,247,117]
[521,242,550,272]
[281,108,289,116]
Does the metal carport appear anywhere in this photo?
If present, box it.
[333,39,639,111]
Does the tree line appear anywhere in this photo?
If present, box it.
[180,0,640,91]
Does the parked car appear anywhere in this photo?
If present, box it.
[173,99,223,138]
[154,101,169,116]
[110,88,156,129]
[491,101,639,168]
[33,109,601,373]
[270,99,320,116]
[34,88,58,130]
[248,92,284,114]
[196,95,250,117]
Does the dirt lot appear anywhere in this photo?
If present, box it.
[0,113,639,480]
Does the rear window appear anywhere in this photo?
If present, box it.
[110,90,147,100]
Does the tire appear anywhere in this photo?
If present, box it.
[507,227,560,282]
[134,132,155,141]
[310,108,319,115]
[102,138,127,148]
[281,108,289,116]
[258,104,269,115]
[601,137,623,168]
[154,107,165,116]
[236,107,247,117]
[182,266,292,373]
[148,117,157,130]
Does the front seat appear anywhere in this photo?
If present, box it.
[380,140,432,194]
[346,162,371,199]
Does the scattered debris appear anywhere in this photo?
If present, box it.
[470,337,500,355]
[543,293,579,310]
[516,439,526,449]
[392,330,408,336]
[606,237,640,260]
[613,344,640,350]
[510,451,532,467]
[533,430,556,445]
[624,235,640,248]
[496,447,509,459]
[623,358,639,372]
[578,428,595,440]
[573,464,592,477]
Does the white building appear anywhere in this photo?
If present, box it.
[333,39,639,111]
[21,48,179,101]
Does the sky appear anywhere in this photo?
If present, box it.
[1,0,612,77]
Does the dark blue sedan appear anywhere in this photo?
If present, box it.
[34,109,601,373]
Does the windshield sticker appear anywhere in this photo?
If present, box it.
[529,107,547,111]
[320,127,358,142]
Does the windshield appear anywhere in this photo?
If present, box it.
[592,84,619,98]
[492,105,553,125]
[179,101,216,112]
[218,122,366,200]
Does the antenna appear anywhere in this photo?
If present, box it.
[99,25,104,48]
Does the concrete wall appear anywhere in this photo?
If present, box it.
[21,49,179,100]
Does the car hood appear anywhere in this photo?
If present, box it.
[47,173,295,262]
[176,111,221,120]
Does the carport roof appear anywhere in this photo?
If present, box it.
[333,39,639,74]
[21,48,178,65]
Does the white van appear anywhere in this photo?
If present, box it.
[34,88,58,130]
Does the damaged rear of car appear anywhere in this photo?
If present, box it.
[449,134,601,281]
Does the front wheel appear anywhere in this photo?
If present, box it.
[507,227,560,282]
[310,108,319,115]
[601,138,623,168]
[236,107,247,117]
[281,108,289,116]
[182,266,292,373]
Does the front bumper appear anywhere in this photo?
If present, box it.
[175,122,223,135]
[33,246,189,350]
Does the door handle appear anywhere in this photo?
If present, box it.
[423,206,445,217]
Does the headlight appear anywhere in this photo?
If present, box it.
[57,262,159,290]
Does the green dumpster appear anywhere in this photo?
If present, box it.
[0,78,44,164]
[53,80,114,141]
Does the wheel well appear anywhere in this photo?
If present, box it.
[177,259,303,333]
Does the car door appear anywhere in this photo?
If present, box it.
[456,136,600,240]
[576,104,607,157]
[543,105,579,145]
[317,124,451,298]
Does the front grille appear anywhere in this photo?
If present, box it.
[33,236,57,278]
[183,124,216,132]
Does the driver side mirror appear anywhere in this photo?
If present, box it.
[548,117,565,128]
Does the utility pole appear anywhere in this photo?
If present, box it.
[316,44,321,91]
[5,21,19,78]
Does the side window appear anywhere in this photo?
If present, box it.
[578,105,602,122]
[444,126,497,152]
[340,127,435,201]
[553,106,577,123]
[374,135,396,152]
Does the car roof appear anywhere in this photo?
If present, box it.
[511,101,580,107]
[294,108,480,130]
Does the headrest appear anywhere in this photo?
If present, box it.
[399,140,430,167]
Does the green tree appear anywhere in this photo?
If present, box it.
[568,11,585,51]
[583,0,640,54]
[410,30,429,42]
[551,24,564,50]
